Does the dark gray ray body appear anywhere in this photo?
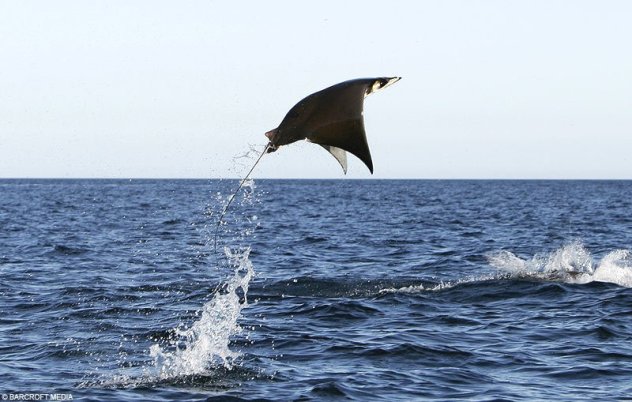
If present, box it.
[265,77,400,173]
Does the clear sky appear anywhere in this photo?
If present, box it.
[1,1,631,179]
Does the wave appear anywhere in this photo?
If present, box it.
[487,241,632,288]
[380,241,632,295]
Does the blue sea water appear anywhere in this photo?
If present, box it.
[1,179,631,401]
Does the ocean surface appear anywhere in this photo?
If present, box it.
[1,179,631,401]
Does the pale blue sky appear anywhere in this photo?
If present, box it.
[1,1,631,179]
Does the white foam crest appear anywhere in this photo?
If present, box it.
[593,249,632,287]
[487,241,632,288]
[379,283,428,294]
[379,274,500,295]
[148,247,254,379]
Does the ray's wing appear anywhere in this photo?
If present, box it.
[301,77,400,174]
[308,116,372,173]
[272,77,400,174]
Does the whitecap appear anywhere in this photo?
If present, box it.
[487,241,632,288]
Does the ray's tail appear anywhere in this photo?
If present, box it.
[213,143,270,253]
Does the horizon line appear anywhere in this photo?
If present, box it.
[1,177,631,181]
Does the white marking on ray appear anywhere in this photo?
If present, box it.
[365,77,401,98]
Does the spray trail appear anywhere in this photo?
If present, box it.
[148,248,255,379]
[145,147,267,380]
[213,143,269,252]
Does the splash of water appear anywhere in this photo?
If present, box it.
[80,247,256,388]
[148,247,255,379]
[487,241,632,288]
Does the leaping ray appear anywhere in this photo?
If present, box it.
[265,77,401,174]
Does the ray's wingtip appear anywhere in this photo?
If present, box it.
[378,76,402,90]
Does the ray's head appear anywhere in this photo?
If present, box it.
[265,128,280,153]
